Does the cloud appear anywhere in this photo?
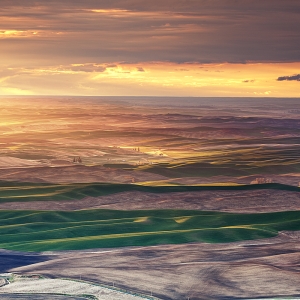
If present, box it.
[1,62,300,97]
[277,74,300,81]
[0,0,299,65]
[67,64,107,73]
[1,1,300,96]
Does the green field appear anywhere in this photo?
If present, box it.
[0,209,300,251]
[0,181,299,203]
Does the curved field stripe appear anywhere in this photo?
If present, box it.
[0,182,298,203]
[0,209,299,251]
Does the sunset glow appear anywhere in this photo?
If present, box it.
[1,1,299,96]
[1,62,299,96]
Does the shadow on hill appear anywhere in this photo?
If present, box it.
[0,252,50,272]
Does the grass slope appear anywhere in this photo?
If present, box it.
[0,209,300,251]
[0,181,299,203]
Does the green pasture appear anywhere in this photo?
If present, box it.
[0,181,298,203]
[0,209,300,251]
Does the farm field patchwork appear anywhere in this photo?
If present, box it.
[0,97,299,300]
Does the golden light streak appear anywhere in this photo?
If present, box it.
[0,29,65,39]
[91,9,130,14]
[1,62,300,97]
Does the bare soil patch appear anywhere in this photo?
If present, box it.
[6,233,300,300]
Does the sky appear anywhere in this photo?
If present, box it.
[0,0,300,97]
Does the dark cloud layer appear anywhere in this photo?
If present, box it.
[2,0,300,12]
[0,0,299,65]
[277,74,300,81]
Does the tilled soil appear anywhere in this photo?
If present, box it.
[5,232,300,300]
[0,189,299,213]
